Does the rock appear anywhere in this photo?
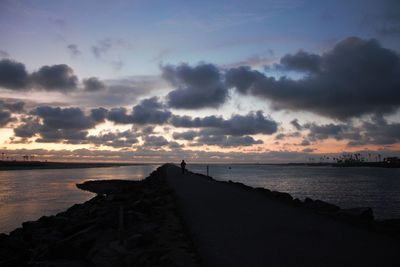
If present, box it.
[271,191,293,202]
[292,198,302,206]
[338,207,374,221]
[30,259,88,267]
[380,218,400,227]
[303,198,340,213]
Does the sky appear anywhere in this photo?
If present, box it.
[0,0,399,163]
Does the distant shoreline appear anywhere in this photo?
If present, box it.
[191,162,400,168]
[0,161,154,171]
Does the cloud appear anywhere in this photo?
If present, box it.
[13,106,103,143]
[31,64,78,92]
[222,53,276,69]
[87,130,139,148]
[171,111,278,136]
[355,115,400,145]
[0,59,30,90]
[361,0,400,37]
[143,135,170,148]
[90,107,108,123]
[0,59,79,92]
[67,44,81,57]
[32,106,96,130]
[195,134,263,147]
[83,77,106,92]
[296,114,400,147]
[304,122,361,142]
[279,50,321,72]
[226,37,400,119]
[0,110,14,127]
[162,63,228,109]
[71,76,162,107]
[172,130,198,141]
[290,119,302,130]
[3,147,399,163]
[0,99,25,112]
[107,97,172,125]
[0,50,9,58]
[91,38,133,59]
[48,17,66,28]
[13,117,41,138]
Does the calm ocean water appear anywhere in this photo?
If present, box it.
[0,165,159,234]
[1,164,400,233]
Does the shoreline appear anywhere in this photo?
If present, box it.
[1,164,400,266]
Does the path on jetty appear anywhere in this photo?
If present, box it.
[165,164,400,267]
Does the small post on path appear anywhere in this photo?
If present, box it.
[206,165,209,177]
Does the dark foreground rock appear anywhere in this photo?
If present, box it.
[0,165,199,267]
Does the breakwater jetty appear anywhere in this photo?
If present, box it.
[1,164,400,266]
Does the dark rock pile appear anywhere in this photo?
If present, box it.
[219,175,400,238]
[0,165,199,267]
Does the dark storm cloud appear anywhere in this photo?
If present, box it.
[172,130,198,141]
[0,99,23,128]
[356,115,400,145]
[162,63,228,109]
[224,66,265,94]
[0,110,14,127]
[107,107,132,124]
[14,106,106,143]
[33,106,96,130]
[31,64,78,92]
[279,50,321,72]
[83,77,106,92]
[0,59,30,90]
[171,111,278,136]
[90,107,108,123]
[298,115,400,147]
[304,122,361,142]
[131,97,172,124]
[226,37,400,119]
[14,117,41,138]
[107,97,171,125]
[67,44,81,57]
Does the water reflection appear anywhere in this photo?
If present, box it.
[0,165,158,233]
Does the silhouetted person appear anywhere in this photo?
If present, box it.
[180,160,186,174]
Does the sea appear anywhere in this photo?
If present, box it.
[1,164,400,233]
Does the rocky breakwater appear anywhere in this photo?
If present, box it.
[193,171,400,239]
[0,165,199,267]
[229,179,400,238]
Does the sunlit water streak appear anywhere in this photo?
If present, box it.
[1,164,400,233]
[188,164,400,220]
[0,165,158,233]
